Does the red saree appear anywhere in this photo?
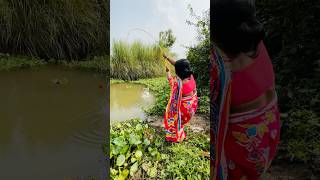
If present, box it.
[164,76,198,142]
[210,47,281,180]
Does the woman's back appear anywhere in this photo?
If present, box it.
[231,42,275,107]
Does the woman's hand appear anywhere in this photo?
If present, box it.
[163,53,168,60]
[165,66,169,72]
[162,53,176,65]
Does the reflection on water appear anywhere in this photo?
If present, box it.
[110,83,155,122]
[0,66,106,179]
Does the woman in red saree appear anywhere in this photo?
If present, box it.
[162,54,198,142]
[210,1,280,179]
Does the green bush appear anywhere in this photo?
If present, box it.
[255,1,320,174]
[0,0,108,60]
[277,109,320,175]
[186,7,210,115]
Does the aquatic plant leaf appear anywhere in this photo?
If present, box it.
[116,155,126,166]
[135,150,143,160]
[120,145,129,154]
[116,169,129,180]
[131,157,137,163]
[110,168,118,176]
[144,138,150,146]
[129,133,142,145]
[135,124,143,131]
[112,145,122,155]
[130,162,139,176]
[148,167,157,177]
[113,136,126,147]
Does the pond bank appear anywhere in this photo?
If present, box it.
[0,54,108,73]
[147,115,210,133]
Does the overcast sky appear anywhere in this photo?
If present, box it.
[110,0,210,59]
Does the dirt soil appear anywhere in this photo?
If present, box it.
[147,115,316,180]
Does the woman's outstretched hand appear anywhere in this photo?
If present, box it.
[163,53,168,60]
[162,53,176,65]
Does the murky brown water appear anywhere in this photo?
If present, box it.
[0,66,106,179]
[110,83,155,122]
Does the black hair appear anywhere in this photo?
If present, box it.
[174,59,193,80]
[211,0,265,57]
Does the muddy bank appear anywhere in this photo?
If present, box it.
[147,114,210,133]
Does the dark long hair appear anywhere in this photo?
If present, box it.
[210,0,265,57]
[174,59,193,80]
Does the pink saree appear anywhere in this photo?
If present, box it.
[210,47,281,180]
[164,76,198,142]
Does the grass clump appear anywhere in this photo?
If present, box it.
[108,118,210,179]
[0,54,46,71]
[0,0,108,60]
[58,56,109,73]
[111,40,166,81]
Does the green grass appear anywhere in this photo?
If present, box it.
[0,54,47,71]
[0,54,108,73]
[107,118,210,180]
[111,40,167,80]
[58,55,109,73]
[0,0,108,60]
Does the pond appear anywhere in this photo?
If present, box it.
[0,66,106,179]
[110,83,155,122]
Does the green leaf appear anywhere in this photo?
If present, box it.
[112,145,122,156]
[116,123,122,129]
[129,133,142,145]
[144,138,150,146]
[130,162,139,176]
[110,168,118,176]
[116,169,129,180]
[148,166,157,177]
[135,150,143,160]
[116,155,125,166]
[135,124,143,131]
[113,136,126,147]
[131,157,137,163]
[119,145,129,154]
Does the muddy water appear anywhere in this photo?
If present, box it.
[0,66,106,179]
[110,83,155,122]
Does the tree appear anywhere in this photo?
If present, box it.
[186,6,210,95]
[159,29,176,49]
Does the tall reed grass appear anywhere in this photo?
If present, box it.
[111,40,167,80]
[0,0,108,60]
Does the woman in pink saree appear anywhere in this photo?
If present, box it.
[210,1,281,179]
[162,54,198,142]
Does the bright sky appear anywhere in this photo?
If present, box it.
[110,0,210,59]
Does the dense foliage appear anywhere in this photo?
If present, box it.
[158,29,176,49]
[186,7,210,97]
[256,0,320,175]
[0,0,108,60]
[108,119,210,179]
